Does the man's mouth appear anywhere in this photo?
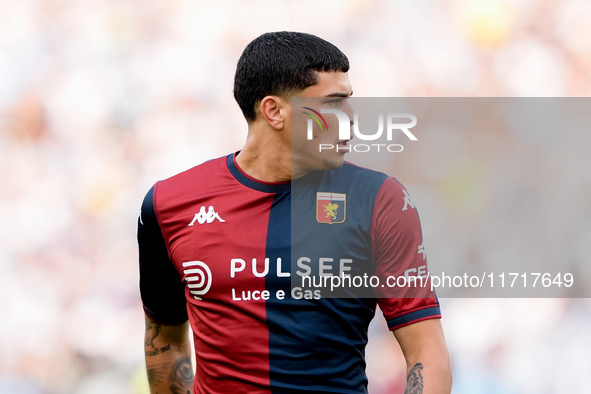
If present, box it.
[336,140,350,152]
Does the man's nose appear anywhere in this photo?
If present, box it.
[342,99,355,120]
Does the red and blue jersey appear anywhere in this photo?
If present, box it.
[138,152,440,393]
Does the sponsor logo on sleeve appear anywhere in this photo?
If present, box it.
[402,189,415,211]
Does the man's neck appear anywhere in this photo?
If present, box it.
[236,134,293,183]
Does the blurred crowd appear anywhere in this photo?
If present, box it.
[1,0,590,393]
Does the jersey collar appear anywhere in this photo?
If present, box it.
[226,152,292,194]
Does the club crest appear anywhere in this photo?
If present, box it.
[316,192,346,224]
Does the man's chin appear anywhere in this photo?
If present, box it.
[292,154,346,173]
[322,158,345,170]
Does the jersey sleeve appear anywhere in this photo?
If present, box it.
[371,177,441,331]
[138,185,188,325]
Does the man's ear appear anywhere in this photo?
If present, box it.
[259,96,286,130]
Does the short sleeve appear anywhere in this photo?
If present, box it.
[138,185,188,325]
[371,177,441,331]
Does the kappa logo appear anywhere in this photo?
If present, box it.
[417,242,426,260]
[402,189,415,211]
[189,206,225,226]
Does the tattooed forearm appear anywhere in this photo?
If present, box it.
[145,319,162,348]
[169,357,194,394]
[404,363,424,394]
[147,358,193,393]
[146,344,172,357]
[144,319,192,393]
[147,361,171,386]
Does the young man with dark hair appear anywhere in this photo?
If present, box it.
[138,31,452,393]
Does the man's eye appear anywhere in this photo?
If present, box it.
[329,99,341,106]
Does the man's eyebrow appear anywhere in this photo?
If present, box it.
[326,91,353,97]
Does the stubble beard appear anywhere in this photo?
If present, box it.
[322,157,345,170]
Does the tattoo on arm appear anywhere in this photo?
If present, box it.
[404,363,424,394]
[169,357,194,394]
[147,361,171,386]
[145,319,162,348]
[147,358,193,393]
[146,344,172,357]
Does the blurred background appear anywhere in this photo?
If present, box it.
[1,0,590,393]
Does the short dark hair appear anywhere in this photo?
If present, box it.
[233,31,349,122]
